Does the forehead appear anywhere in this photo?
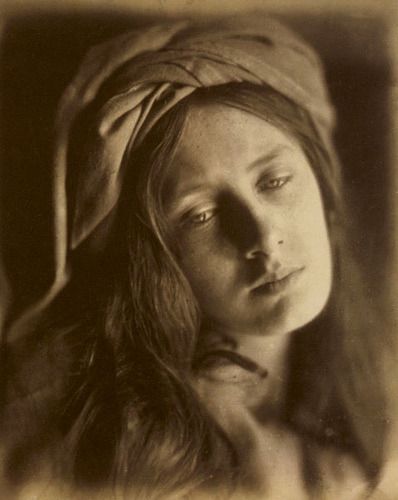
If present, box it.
[177,102,293,157]
[167,102,301,186]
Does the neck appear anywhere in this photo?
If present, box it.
[230,331,292,380]
[199,323,293,412]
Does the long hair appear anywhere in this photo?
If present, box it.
[50,82,389,497]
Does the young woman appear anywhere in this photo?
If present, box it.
[3,16,393,499]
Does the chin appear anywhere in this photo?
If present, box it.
[245,290,331,337]
[280,292,330,334]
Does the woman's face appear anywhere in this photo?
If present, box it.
[163,103,332,337]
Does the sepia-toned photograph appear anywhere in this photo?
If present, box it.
[1,1,397,498]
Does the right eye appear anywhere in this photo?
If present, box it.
[186,208,218,226]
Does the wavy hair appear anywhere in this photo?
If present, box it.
[52,82,389,497]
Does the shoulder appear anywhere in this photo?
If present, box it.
[194,367,370,499]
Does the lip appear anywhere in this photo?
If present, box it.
[250,267,304,296]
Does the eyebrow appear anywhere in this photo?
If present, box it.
[246,145,293,172]
[164,185,210,218]
[170,184,209,203]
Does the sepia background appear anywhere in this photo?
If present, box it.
[1,0,398,482]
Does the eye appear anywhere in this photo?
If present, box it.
[257,174,291,192]
[184,207,218,226]
[181,207,218,227]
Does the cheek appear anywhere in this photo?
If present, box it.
[176,234,207,279]
[300,205,329,252]
[294,187,332,292]
[292,179,330,251]
[176,230,235,295]
[284,177,332,287]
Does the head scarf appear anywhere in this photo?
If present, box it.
[9,15,337,341]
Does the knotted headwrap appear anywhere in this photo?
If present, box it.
[9,15,337,340]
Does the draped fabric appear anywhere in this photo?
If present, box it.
[7,15,336,342]
[60,17,335,250]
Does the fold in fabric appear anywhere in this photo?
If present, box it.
[8,15,337,342]
[58,16,335,252]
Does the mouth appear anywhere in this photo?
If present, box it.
[250,267,304,296]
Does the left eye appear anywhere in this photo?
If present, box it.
[257,175,291,191]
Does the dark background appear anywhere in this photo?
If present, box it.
[0,7,394,330]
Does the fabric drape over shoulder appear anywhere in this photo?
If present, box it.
[8,15,337,341]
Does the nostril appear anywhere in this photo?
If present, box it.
[246,249,267,260]
[245,239,283,260]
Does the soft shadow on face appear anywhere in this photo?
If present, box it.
[163,103,333,338]
[204,190,282,287]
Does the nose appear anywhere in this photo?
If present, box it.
[217,191,284,260]
[242,203,284,260]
